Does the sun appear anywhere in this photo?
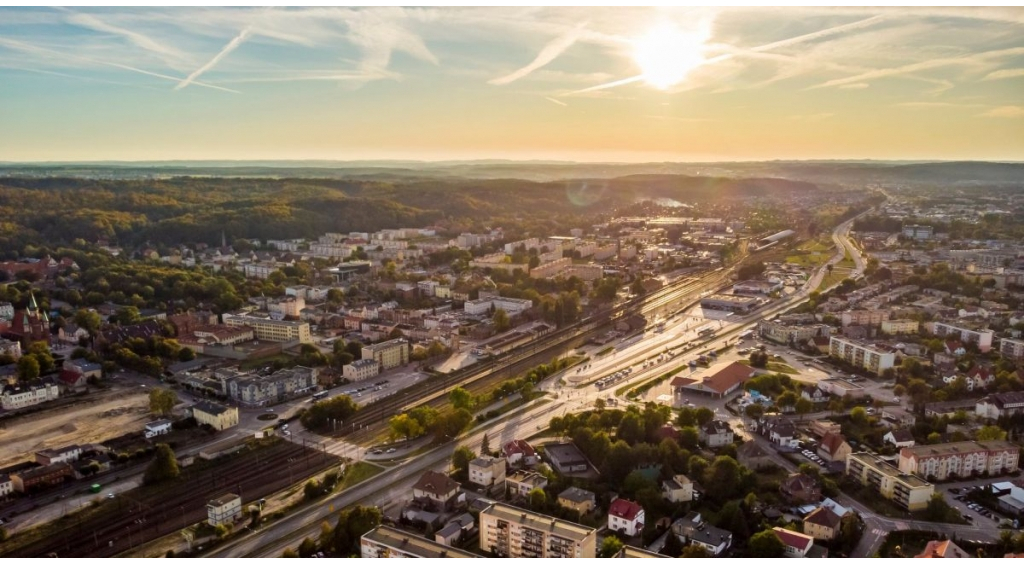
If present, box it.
[632,22,708,90]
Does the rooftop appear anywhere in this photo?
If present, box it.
[361,526,479,558]
[902,440,1018,459]
[480,502,596,542]
[849,452,931,488]
[208,493,239,507]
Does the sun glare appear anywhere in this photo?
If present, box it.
[632,22,708,90]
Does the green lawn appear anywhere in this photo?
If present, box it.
[339,462,383,490]
[815,268,851,292]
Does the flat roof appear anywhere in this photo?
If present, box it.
[849,452,931,488]
[701,293,759,303]
[903,440,1017,458]
[480,502,595,542]
[208,493,239,507]
[361,526,479,558]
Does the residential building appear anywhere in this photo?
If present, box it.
[758,320,832,345]
[925,321,995,352]
[35,444,82,466]
[881,319,920,335]
[671,512,732,556]
[361,339,409,371]
[840,310,890,327]
[343,359,380,382]
[914,540,969,558]
[207,493,242,527]
[612,546,669,558]
[846,452,934,511]
[1,382,60,410]
[661,474,694,503]
[977,391,1024,420]
[412,470,461,511]
[479,502,597,558]
[192,401,239,431]
[222,313,311,343]
[608,498,645,537]
[817,432,852,463]
[502,439,538,467]
[699,420,734,448]
[11,463,73,493]
[774,527,816,558]
[557,487,596,515]
[737,440,773,470]
[781,473,821,504]
[544,442,589,474]
[506,469,548,498]
[360,525,480,558]
[803,506,842,541]
[828,336,896,375]
[0,474,12,498]
[884,429,916,449]
[227,366,318,407]
[898,441,1019,480]
[1001,338,1024,360]
[468,456,505,489]
[0,337,21,360]
[144,420,172,439]
[434,514,475,548]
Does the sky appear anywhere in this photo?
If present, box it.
[0,6,1022,162]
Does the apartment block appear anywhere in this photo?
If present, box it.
[757,320,832,344]
[361,525,480,558]
[222,313,311,343]
[207,493,242,527]
[227,366,318,407]
[1001,338,1024,360]
[828,336,896,375]
[880,319,920,335]
[846,452,934,511]
[529,258,571,279]
[479,502,597,558]
[977,392,1024,420]
[898,441,1019,480]
[343,359,380,382]
[925,321,994,352]
[361,338,409,371]
[840,309,891,327]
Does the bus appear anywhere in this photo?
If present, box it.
[312,390,329,402]
[698,327,716,338]
[737,329,753,340]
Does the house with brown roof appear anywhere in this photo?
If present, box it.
[803,506,842,541]
[780,473,821,504]
[502,439,539,467]
[737,441,773,470]
[914,539,969,558]
[674,361,755,399]
[817,432,852,463]
[412,470,461,511]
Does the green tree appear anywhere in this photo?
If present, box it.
[893,384,906,398]
[850,406,868,425]
[694,407,714,426]
[927,431,942,444]
[431,408,473,442]
[16,355,40,380]
[492,308,511,332]
[616,411,645,445]
[677,408,696,427]
[795,397,813,419]
[332,506,382,556]
[449,386,474,411]
[704,456,743,504]
[149,388,178,416]
[281,548,299,558]
[451,445,475,478]
[662,529,684,556]
[143,443,180,485]
[599,536,624,558]
[480,433,491,456]
[388,414,424,441]
[73,308,102,336]
[680,544,709,558]
[745,403,764,419]
[977,425,1008,441]
[300,395,359,433]
[528,487,547,509]
[115,306,143,325]
[678,426,700,449]
[748,529,786,557]
[298,536,318,558]
[777,391,798,410]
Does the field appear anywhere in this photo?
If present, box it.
[785,238,835,268]
[0,389,151,467]
[816,267,852,293]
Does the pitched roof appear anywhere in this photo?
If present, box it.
[803,506,842,529]
[915,540,969,558]
[820,432,848,456]
[502,439,536,458]
[773,527,814,551]
[609,498,644,521]
[701,361,756,394]
[558,486,595,504]
[887,429,915,443]
[413,470,459,495]
[737,440,771,459]
[670,376,697,387]
[782,473,819,494]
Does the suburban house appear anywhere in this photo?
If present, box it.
[699,420,734,448]
[662,474,695,503]
[737,441,773,470]
[144,420,173,439]
[557,487,596,515]
[914,540,969,558]
[468,456,506,490]
[502,439,539,467]
[802,506,842,541]
[506,469,548,499]
[758,416,798,448]
[817,432,852,463]
[608,498,645,537]
[883,429,916,449]
[412,470,461,511]
[434,513,476,548]
[780,473,821,504]
[671,512,732,556]
[773,527,821,558]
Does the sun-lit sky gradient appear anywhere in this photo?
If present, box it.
[1,6,1023,162]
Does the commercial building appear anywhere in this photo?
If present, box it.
[828,336,896,375]
[1,382,60,411]
[227,366,318,407]
[757,320,832,345]
[924,321,994,352]
[846,452,934,511]
[192,401,239,431]
[898,440,1019,480]
[479,502,597,558]
[360,525,480,558]
[207,493,242,526]
[700,293,760,314]
[674,361,755,399]
[361,339,409,371]
[35,445,82,466]
[1001,338,1024,360]
[343,359,380,382]
[222,313,311,344]
[880,319,920,335]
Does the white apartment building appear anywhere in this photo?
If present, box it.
[242,262,279,280]
[898,441,1019,480]
[227,366,319,407]
[881,319,920,335]
[469,456,506,489]
[222,313,311,343]
[361,339,409,371]
[840,309,891,327]
[267,295,305,319]
[0,301,14,320]
[309,243,353,258]
[925,321,994,352]
[1001,338,1024,360]
[828,336,896,375]
[479,502,597,558]
[343,359,380,382]
[1,382,60,411]
[361,526,480,558]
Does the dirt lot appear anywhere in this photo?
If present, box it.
[0,390,151,467]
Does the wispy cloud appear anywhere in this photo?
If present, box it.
[839,83,869,89]
[811,46,1024,90]
[983,68,1024,81]
[65,11,183,64]
[978,106,1024,118]
[490,23,587,85]
[544,96,567,106]
[175,27,251,90]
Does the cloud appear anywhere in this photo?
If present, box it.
[978,106,1024,118]
[544,96,567,106]
[489,23,586,85]
[983,68,1024,81]
[66,11,183,63]
[839,83,869,89]
[175,27,251,90]
[812,46,1024,90]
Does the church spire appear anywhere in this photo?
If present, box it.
[28,291,38,311]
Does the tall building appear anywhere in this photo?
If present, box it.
[479,502,597,558]
[925,321,994,352]
[361,338,409,371]
[222,313,311,343]
[828,336,895,375]
[898,441,1019,480]
[360,525,480,558]
[846,452,934,511]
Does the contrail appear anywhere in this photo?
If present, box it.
[175,27,251,90]
[490,23,587,86]
[570,74,644,95]
[544,96,568,106]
